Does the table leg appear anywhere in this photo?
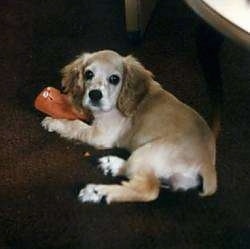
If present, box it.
[196,21,224,137]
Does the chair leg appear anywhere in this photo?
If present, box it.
[196,21,224,137]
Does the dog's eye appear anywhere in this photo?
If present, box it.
[108,74,120,85]
[85,70,94,80]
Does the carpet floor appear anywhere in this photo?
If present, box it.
[0,1,249,249]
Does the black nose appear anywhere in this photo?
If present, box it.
[88,89,103,102]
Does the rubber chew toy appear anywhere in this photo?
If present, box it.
[34,86,91,122]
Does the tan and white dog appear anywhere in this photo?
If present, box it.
[42,50,217,204]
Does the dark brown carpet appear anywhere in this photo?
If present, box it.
[1,1,249,249]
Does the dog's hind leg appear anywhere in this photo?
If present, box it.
[78,172,160,204]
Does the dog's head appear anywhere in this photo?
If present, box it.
[61,50,153,116]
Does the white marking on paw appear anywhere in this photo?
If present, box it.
[98,156,125,176]
[78,184,104,203]
[41,116,64,132]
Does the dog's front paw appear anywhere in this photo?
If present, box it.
[41,116,65,132]
[98,156,125,176]
[78,184,106,204]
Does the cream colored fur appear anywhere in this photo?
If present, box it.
[42,50,217,204]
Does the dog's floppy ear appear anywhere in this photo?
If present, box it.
[60,53,91,106]
[117,55,152,116]
[61,53,91,94]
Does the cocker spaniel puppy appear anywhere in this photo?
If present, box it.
[42,50,217,204]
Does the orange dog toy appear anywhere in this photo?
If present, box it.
[34,86,92,122]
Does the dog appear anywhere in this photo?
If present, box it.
[42,50,217,204]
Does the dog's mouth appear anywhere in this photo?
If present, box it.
[88,101,112,113]
[90,100,101,107]
[88,99,102,110]
[82,95,113,113]
[83,100,103,113]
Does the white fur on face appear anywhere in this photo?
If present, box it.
[82,60,123,113]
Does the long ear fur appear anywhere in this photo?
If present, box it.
[60,53,90,107]
[117,55,153,116]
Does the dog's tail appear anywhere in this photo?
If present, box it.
[211,112,221,140]
[199,162,217,197]
[199,104,220,196]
